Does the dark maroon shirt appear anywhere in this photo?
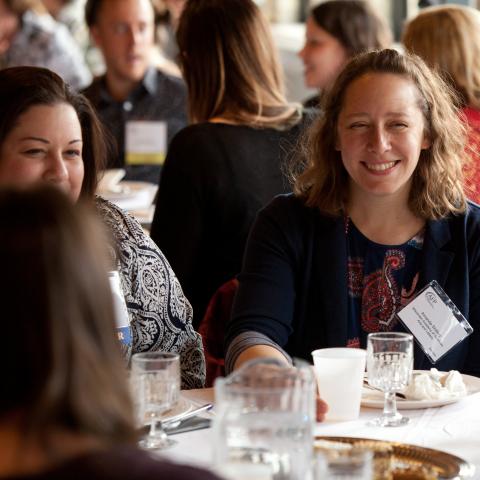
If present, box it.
[1,446,222,480]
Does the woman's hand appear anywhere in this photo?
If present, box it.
[316,395,328,422]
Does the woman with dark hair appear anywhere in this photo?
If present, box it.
[0,186,220,479]
[0,66,205,389]
[226,49,480,380]
[150,0,308,328]
[299,0,392,107]
[0,0,91,89]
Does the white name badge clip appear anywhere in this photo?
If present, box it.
[396,280,473,364]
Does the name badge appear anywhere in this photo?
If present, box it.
[397,280,473,363]
[125,120,167,165]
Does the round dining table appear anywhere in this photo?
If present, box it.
[159,387,480,479]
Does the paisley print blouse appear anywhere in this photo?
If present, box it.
[95,196,205,389]
[346,217,424,349]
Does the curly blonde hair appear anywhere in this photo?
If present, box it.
[293,49,468,220]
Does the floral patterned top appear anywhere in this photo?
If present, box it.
[3,10,91,90]
[346,217,424,349]
[95,196,205,389]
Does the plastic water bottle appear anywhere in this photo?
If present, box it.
[108,270,132,363]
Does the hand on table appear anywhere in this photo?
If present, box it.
[316,395,328,422]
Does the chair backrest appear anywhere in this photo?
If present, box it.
[198,278,239,387]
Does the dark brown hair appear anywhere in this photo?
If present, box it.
[294,49,467,220]
[0,66,108,198]
[0,186,136,446]
[84,0,103,26]
[177,0,299,128]
[310,0,392,56]
[85,0,154,27]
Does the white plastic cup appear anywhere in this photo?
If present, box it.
[311,348,366,421]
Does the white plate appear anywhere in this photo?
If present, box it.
[138,395,193,426]
[97,168,126,193]
[100,181,158,211]
[160,395,193,422]
[361,372,480,409]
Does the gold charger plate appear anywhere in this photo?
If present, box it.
[315,436,475,479]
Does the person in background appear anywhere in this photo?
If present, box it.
[403,4,480,204]
[299,0,392,108]
[226,49,480,380]
[0,66,205,389]
[0,0,91,89]
[152,0,185,67]
[150,0,308,329]
[83,0,187,184]
[41,0,101,72]
[0,187,221,480]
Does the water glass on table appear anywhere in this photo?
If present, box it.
[366,332,413,427]
[311,348,366,421]
[131,352,180,449]
[213,358,316,480]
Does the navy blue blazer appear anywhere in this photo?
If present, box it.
[226,194,480,377]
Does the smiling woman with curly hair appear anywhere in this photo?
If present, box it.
[226,50,480,392]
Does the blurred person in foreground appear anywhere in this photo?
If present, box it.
[0,66,205,388]
[403,4,480,204]
[151,0,310,329]
[83,0,187,184]
[0,0,91,89]
[0,186,221,480]
[226,49,480,380]
[299,0,392,108]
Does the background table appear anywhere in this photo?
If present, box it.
[162,388,480,478]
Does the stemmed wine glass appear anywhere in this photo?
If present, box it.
[131,352,180,449]
[366,332,413,427]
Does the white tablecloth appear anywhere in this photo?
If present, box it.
[161,388,480,478]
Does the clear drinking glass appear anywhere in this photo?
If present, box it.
[131,352,180,449]
[213,358,316,480]
[366,332,413,427]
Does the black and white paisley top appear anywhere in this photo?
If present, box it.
[95,196,205,389]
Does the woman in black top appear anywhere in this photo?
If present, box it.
[150,0,306,327]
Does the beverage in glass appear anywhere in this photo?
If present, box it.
[131,352,180,449]
[213,359,316,480]
[366,332,413,427]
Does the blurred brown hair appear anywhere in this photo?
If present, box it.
[177,0,299,128]
[0,186,136,447]
[3,0,45,15]
[294,49,467,220]
[403,4,480,110]
[310,0,392,56]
